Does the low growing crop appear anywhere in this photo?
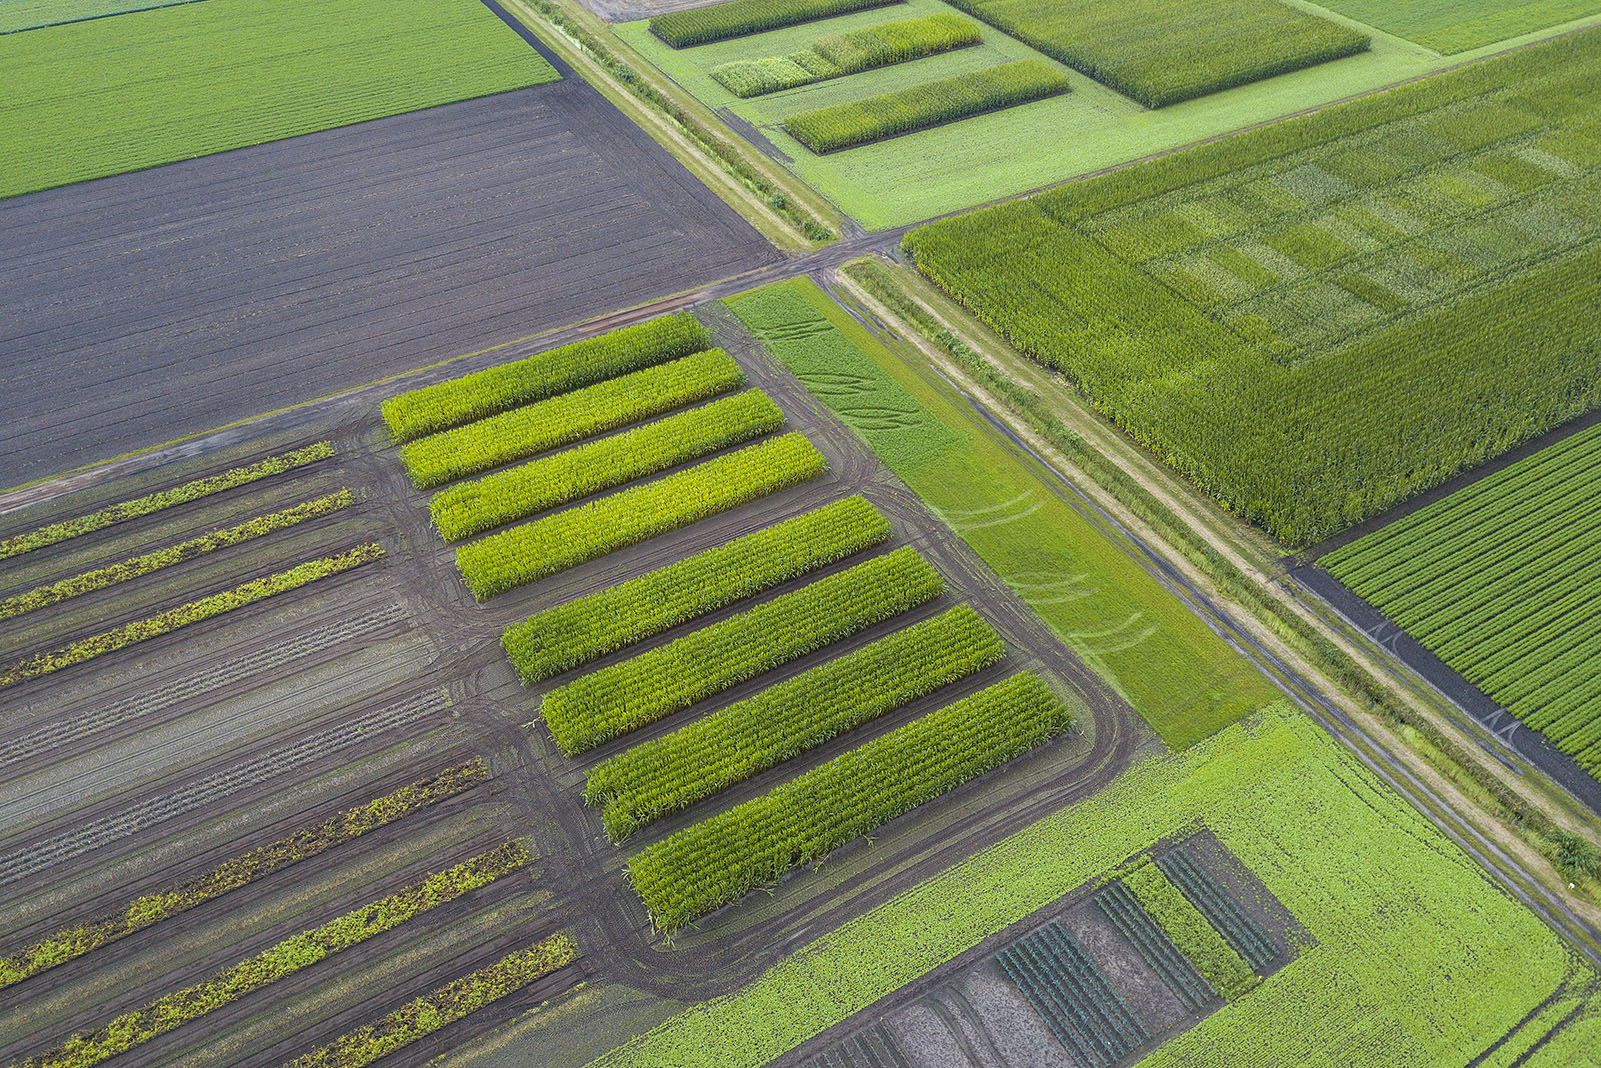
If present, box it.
[628,671,1072,931]
[650,0,900,47]
[785,60,1070,153]
[431,389,785,541]
[381,313,709,443]
[542,546,943,755]
[1122,861,1258,999]
[456,434,825,600]
[711,13,979,97]
[587,604,1002,840]
[398,348,744,489]
[503,495,891,683]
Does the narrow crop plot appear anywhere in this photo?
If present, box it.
[1317,0,1601,54]
[711,12,979,96]
[997,920,1150,1065]
[0,0,199,34]
[650,0,903,46]
[1121,861,1258,999]
[1323,424,1601,777]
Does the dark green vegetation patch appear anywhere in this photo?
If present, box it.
[711,12,980,96]
[650,0,903,47]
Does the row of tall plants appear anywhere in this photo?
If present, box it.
[711,13,978,97]
[650,0,898,47]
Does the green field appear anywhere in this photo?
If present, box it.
[1323,423,1601,777]
[905,27,1601,546]
[0,0,559,197]
[0,0,204,34]
[725,277,1278,748]
[1318,0,1601,53]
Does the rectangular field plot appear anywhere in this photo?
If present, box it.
[1317,0,1601,54]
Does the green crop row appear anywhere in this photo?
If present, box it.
[649,0,900,48]
[0,760,488,991]
[629,671,1071,932]
[541,545,942,755]
[587,604,1002,841]
[1120,861,1258,1000]
[711,13,978,97]
[785,60,1070,153]
[284,931,578,1068]
[398,348,744,489]
[381,313,709,443]
[0,490,355,622]
[456,433,825,600]
[26,841,530,1068]
[0,543,384,688]
[503,495,890,684]
[0,441,334,560]
[431,389,785,541]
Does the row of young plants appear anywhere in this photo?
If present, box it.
[398,348,743,489]
[785,59,1070,153]
[0,490,355,622]
[431,389,785,541]
[1,543,385,688]
[0,441,334,560]
[541,545,942,755]
[710,12,978,97]
[997,921,1148,1065]
[26,841,530,1068]
[628,671,1072,931]
[284,932,578,1068]
[381,313,710,444]
[649,0,898,48]
[455,433,825,600]
[503,495,891,684]
[0,760,488,991]
[1120,861,1258,1000]
[586,604,1002,841]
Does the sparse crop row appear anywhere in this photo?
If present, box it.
[997,921,1148,1066]
[456,433,825,600]
[503,495,891,684]
[284,931,578,1068]
[0,543,384,688]
[381,313,709,443]
[24,841,530,1068]
[398,348,744,489]
[0,760,488,991]
[649,0,900,48]
[0,441,334,560]
[586,604,1002,841]
[785,60,1070,153]
[542,546,943,755]
[0,490,355,622]
[1121,861,1257,1000]
[431,389,785,541]
[711,13,979,97]
[628,671,1071,932]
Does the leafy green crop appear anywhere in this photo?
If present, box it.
[650,0,901,47]
[1121,861,1258,999]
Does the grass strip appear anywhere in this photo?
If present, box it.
[23,841,530,1068]
[587,604,1002,841]
[0,442,333,560]
[1121,861,1257,1000]
[0,490,355,622]
[650,0,900,47]
[785,59,1070,153]
[456,433,825,600]
[0,543,383,688]
[431,389,785,541]
[283,931,578,1068]
[710,12,978,97]
[0,760,489,991]
[628,671,1072,932]
[381,313,709,443]
[503,495,890,684]
[398,348,744,490]
[542,545,943,755]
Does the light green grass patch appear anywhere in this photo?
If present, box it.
[1316,0,1601,53]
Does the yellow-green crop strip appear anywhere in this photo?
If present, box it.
[710,12,979,96]
[1120,860,1258,999]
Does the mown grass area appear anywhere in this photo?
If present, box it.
[1318,0,1601,53]
[725,277,1277,748]
[0,0,559,198]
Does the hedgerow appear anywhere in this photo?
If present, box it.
[381,313,709,443]
[587,604,1002,840]
[284,931,577,1068]
[0,441,334,560]
[24,841,530,1068]
[628,671,1071,931]
[650,0,900,48]
[1121,860,1258,999]
[0,543,384,688]
[398,348,743,489]
[0,490,355,622]
[785,60,1070,153]
[711,13,978,97]
[431,389,785,541]
[455,433,825,600]
[0,760,488,991]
